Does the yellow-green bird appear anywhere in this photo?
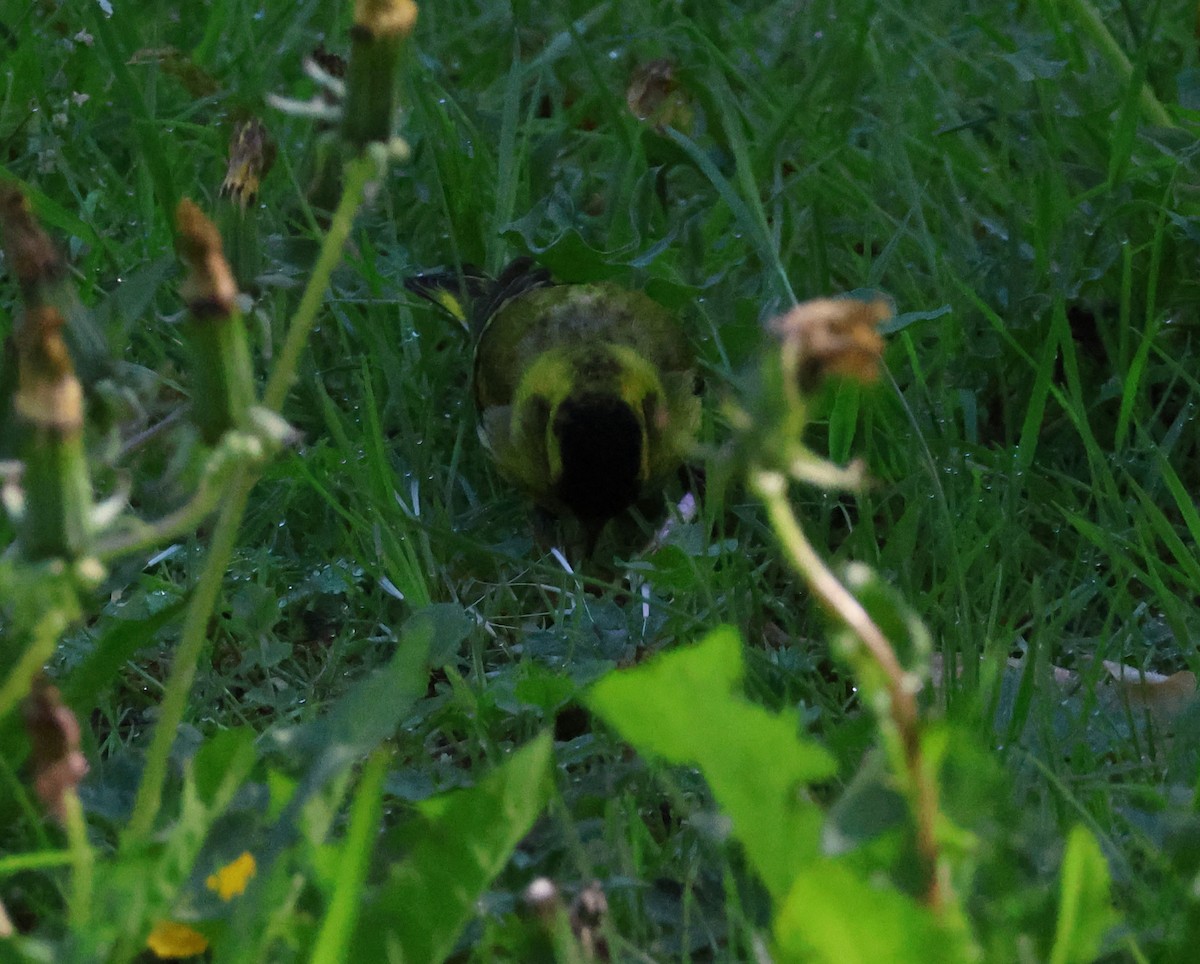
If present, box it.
[405,258,700,550]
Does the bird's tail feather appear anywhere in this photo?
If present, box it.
[404,257,553,333]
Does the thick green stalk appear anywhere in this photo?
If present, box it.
[183,312,256,444]
[123,465,255,843]
[0,609,75,721]
[176,198,256,444]
[18,424,93,561]
[64,791,93,930]
[125,156,378,844]
[340,0,417,151]
[263,155,375,411]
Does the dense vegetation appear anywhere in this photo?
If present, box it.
[2,0,1200,960]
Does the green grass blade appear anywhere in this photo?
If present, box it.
[310,748,389,964]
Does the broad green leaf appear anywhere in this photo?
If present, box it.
[587,625,835,901]
[513,662,576,715]
[774,858,976,964]
[265,605,438,842]
[61,599,187,711]
[193,728,257,809]
[355,732,554,963]
[1049,826,1118,964]
[220,609,441,964]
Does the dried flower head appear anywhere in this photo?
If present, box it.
[354,0,418,38]
[627,59,674,117]
[570,880,610,961]
[0,183,64,292]
[771,296,890,391]
[22,675,88,823]
[14,305,83,432]
[626,58,694,132]
[175,198,238,318]
[220,118,277,210]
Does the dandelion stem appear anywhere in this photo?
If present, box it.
[125,156,378,844]
[263,155,375,412]
[750,465,947,911]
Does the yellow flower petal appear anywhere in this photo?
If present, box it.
[146,920,209,959]
[205,850,256,901]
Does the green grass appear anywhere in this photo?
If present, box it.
[4,0,1200,959]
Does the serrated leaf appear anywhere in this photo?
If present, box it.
[1049,826,1118,964]
[245,605,436,884]
[355,733,554,963]
[587,625,835,900]
[419,602,474,667]
[774,858,976,964]
[60,598,186,711]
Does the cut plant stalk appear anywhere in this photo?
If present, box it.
[11,305,94,561]
[217,117,276,295]
[0,184,113,395]
[175,199,257,444]
[342,0,418,152]
[127,5,415,837]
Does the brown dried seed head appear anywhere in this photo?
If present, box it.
[570,880,610,961]
[627,59,676,119]
[626,58,692,131]
[220,118,277,210]
[16,304,71,377]
[175,198,238,317]
[771,297,891,389]
[23,676,89,823]
[14,305,84,431]
[0,183,64,290]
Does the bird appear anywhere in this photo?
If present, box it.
[405,258,700,553]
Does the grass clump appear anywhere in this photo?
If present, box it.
[2,0,1200,960]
